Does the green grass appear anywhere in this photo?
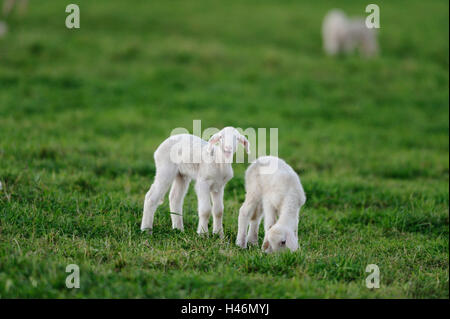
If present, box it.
[0,0,448,298]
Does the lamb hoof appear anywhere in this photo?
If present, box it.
[236,240,247,249]
[197,231,209,237]
[213,230,225,239]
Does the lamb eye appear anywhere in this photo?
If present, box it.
[280,240,286,246]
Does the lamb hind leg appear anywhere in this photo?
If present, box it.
[236,196,259,248]
[141,166,177,232]
[247,202,262,246]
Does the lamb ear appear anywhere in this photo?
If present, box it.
[208,132,222,145]
[207,132,222,152]
[238,134,250,153]
[285,231,298,252]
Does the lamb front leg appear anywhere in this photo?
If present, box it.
[195,180,211,235]
[261,200,277,251]
[211,186,225,238]
[169,174,191,231]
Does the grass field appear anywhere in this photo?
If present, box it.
[0,0,448,298]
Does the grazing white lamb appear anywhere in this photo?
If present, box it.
[236,156,306,253]
[140,127,250,238]
[322,9,378,57]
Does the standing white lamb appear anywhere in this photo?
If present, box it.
[322,9,378,57]
[236,156,306,253]
[140,127,250,238]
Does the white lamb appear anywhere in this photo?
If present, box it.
[140,127,250,238]
[322,9,378,57]
[236,156,306,253]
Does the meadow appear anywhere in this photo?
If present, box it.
[0,0,448,298]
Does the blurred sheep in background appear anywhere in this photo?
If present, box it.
[3,0,28,17]
[0,20,7,37]
[1,0,29,38]
[322,9,378,57]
